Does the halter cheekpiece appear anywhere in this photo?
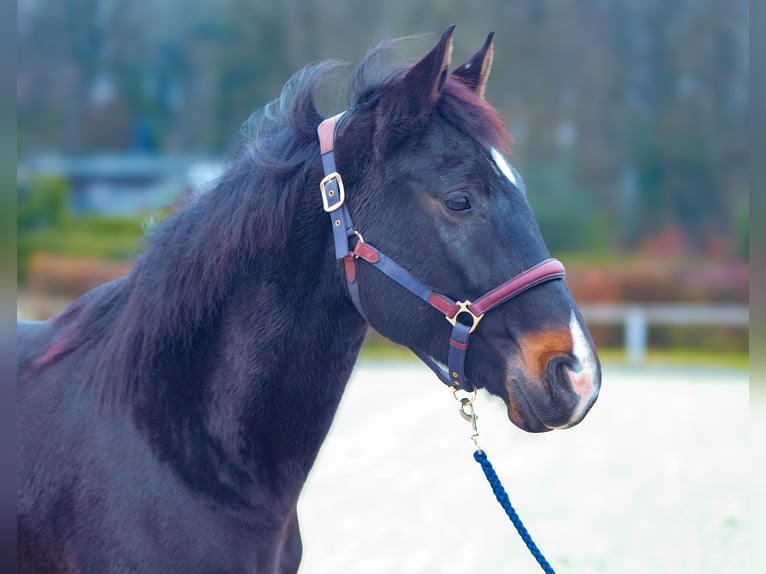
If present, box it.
[317,112,566,391]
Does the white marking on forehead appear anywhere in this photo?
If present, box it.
[490,147,520,189]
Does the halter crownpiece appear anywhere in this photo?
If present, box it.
[317,113,566,391]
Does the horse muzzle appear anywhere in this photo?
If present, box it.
[503,310,601,432]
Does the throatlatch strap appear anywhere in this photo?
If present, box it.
[319,113,356,260]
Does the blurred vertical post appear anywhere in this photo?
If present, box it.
[625,305,648,365]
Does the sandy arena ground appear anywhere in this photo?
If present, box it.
[298,361,747,573]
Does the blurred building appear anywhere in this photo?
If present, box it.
[18,154,223,216]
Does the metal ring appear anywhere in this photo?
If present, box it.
[451,386,477,406]
[446,300,484,333]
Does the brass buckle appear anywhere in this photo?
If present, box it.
[446,300,484,333]
[320,172,345,212]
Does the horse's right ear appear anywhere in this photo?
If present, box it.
[376,26,455,153]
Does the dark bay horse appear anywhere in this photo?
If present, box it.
[17,28,601,573]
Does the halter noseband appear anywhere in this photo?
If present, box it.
[318,113,566,391]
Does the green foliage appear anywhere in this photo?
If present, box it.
[18,176,69,231]
[525,159,609,254]
[19,220,145,259]
[593,347,748,370]
[16,178,161,284]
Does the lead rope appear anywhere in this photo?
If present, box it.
[454,391,556,574]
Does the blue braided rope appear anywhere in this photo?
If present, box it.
[473,450,556,574]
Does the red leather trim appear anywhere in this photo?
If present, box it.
[471,259,565,315]
[344,254,356,282]
[449,339,469,351]
[318,112,345,155]
[354,243,381,263]
[428,294,459,316]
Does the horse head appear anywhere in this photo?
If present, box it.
[328,27,601,433]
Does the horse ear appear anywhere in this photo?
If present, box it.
[451,32,494,99]
[401,25,455,108]
[376,26,455,152]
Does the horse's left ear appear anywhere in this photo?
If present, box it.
[376,25,455,153]
[451,32,494,99]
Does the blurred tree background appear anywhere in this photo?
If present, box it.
[17,0,748,258]
[16,0,749,361]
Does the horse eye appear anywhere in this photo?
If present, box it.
[445,196,472,212]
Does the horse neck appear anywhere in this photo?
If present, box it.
[208,238,369,461]
[130,187,369,505]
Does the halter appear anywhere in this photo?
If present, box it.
[318,113,566,392]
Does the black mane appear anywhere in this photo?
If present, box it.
[46,39,511,406]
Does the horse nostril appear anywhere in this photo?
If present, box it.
[545,353,597,401]
[537,353,598,428]
[545,354,576,388]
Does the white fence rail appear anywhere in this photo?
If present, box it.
[579,304,749,364]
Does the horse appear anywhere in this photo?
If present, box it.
[17,27,601,573]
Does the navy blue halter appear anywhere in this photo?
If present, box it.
[318,113,566,391]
